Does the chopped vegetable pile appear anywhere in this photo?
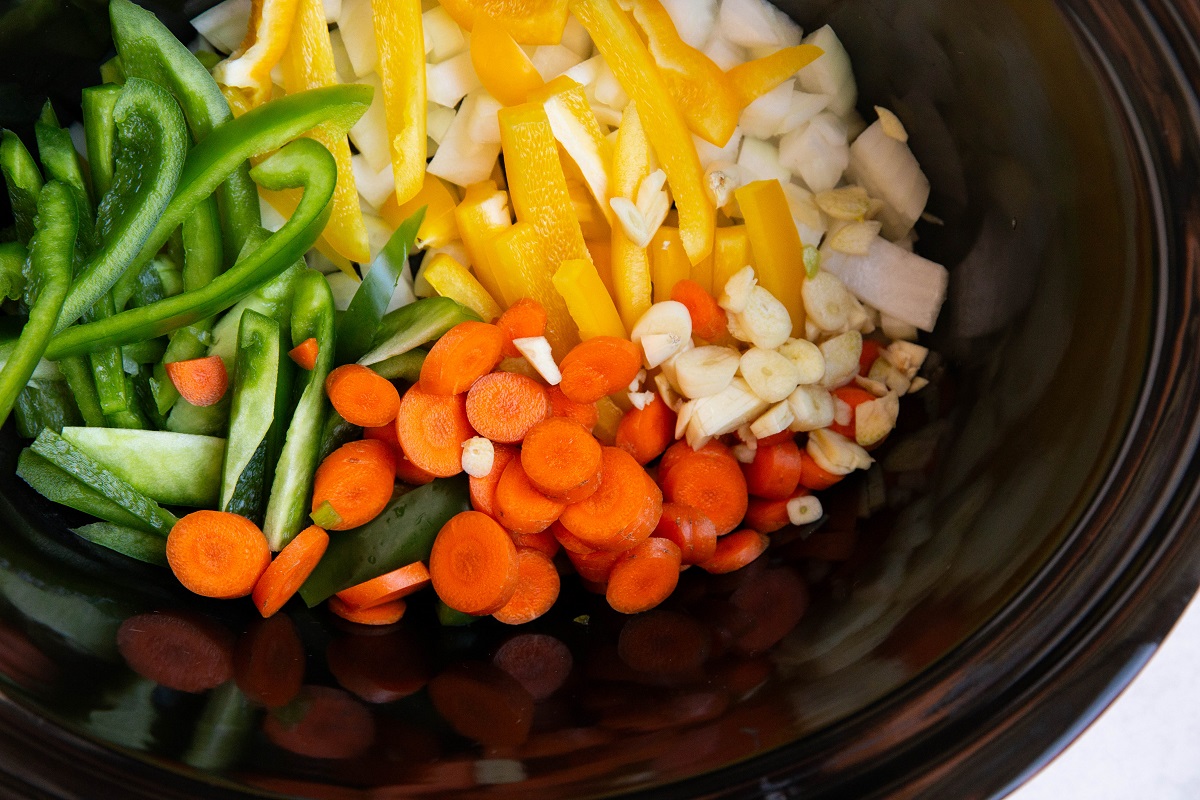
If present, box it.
[0,0,947,627]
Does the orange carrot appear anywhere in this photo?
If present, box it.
[493,634,573,701]
[564,547,622,583]
[744,495,794,533]
[617,610,711,675]
[828,386,878,439]
[167,510,272,599]
[117,610,234,693]
[606,538,682,614]
[430,510,521,614]
[558,336,642,404]
[470,443,518,518]
[420,320,505,395]
[520,417,603,502]
[252,524,330,617]
[395,451,437,486]
[660,448,748,536]
[798,450,843,491]
[335,561,431,610]
[326,629,429,703]
[164,355,228,407]
[657,439,731,485]
[670,279,727,341]
[615,396,676,465]
[742,439,803,500]
[263,685,376,759]
[234,615,305,707]
[653,502,718,565]
[859,338,883,375]
[494,457,566,534]
[311,439,396,530]
[363,421,401,458]
[700,529,769,574]
[288,337,320,370]
[755,430,794,448]
[729,566,808,655]
[546,384,599,431]
[465,372,549,443]
[497,298,547,358]
[427,662,535,747]
[328,596,407,625]
[559,447,663,551]
[396,383,475,477]
[511,530,561,559]
[492,548,561,625]
[324,364,402,427]
[550,520,596,555]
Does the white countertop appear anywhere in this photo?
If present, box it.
[1008,591,1200,799]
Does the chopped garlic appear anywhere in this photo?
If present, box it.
[880,312,919,342]
[855,391,899,447]
[673,345,740,398]
[819,331,862,389]
[628,369,646,393]
[675,399,696,439]
[654,373,682,411]
[732,443,757,464]
[802,270,866,335]
[750,401,794,439]
[854,374,889,397]
[610,196,654,248]
[704,161,743,209]
[787,494,823,525]
[788,385,835,431]
[808,428,873,475]
[512,336,561,385]
[628,390,656,410]
[867,354,912,394]
[829,220,883,255]
[909,376,930,393]
[777,337,825,384]
[688,377,770,439]
[635,169,671,234]
[740,347,800,403]
[461,437,495,478]
[814,186,872,221]
[719,265,757,313]
[833,397,852,427]
[736,423,757,446]
[631,301,692,368]
[886,340,929,380]
[875,105,908,142]
[737,286,792,349]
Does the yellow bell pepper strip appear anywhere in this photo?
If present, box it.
[470,17,545,106]
[213,0,300,115]
[609,102,653,330]
[711,224,753,294]
[454,180,512,304]
[593,395,624,445]
[629,0,740,147]
[437,0,569,45]
[689,245,715,294]
[485,221,577,356]
[424,252,503,321]
[572,0,714,265]
[277,0,370,264]
[374,0,427,205]
[553,258,627,340]
[649,227,692,303]
[735,180,805,335]
[726,44,825,109]
[585,239,614,294]
[382,173,460,249]
[530,77,614,223]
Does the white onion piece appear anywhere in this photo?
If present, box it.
[531,45,584,82]
[351,154,395,209]
[427,103,456,144]
[661,0,717,49]
[779,91,830,134]
[326,272,360,311]
[565,55,603,88]
[561,15,593,57]
[820,237,948,332]
[701,35,746,71]
[740,79,794,139]
[348,72,391,173]
[737,137,790,185]
[694,128,743,170]
[717,0,802,50]
[426,52,481,108]
[423,6,466,63]
[191,0,250,54]
[323,0,341,23]
[361,212,394,260]
[328,29,355,82]
[779,112,849,193]
[798,25,856,118]
[427,97,501,187]
[593,60,629,108]
[781,183,826,246]
[461,90,502,145]
[848,120,930,241]
[338,0,378,77]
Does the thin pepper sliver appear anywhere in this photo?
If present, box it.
[726,44,825,109]
[437,0,569,45]
[609,103,653,331]
[453,180,511,305]
[735,179,806,336]
[374,0,427,205]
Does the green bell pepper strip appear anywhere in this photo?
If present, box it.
[437,600,479,627]
[0,181,74,428]
[263,269,335,551]
[221,309,280,514]
[17,450,160,535]
[34,104,92,210]
[57,356,107,427]
[46,137,338,359]
[82,85,122,199]
[369,349,427,383]
[0,130,43,245]
[14,380,82,439]
[0,242,26,301]
[317,409,359,463]
[100,56,126,85]
[336,207,425,364]
[57,78,187,331]
[103,374,151,430]
[88,295,129,415]
[122,338,168,367]
[357,296,481,366]
[299,477,471,606]
[72,521,168,567]
[110,0,259,261]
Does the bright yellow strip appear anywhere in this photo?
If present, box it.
[572,0,714,265]
[374,0,426,204]
[649,227,692,303]
[487,222,579,357]
[593,395,624,445]
[280,0,370,263]
[213,0,300,115]
[437,0,569,45]
[382,173,460,249]
[609,102,652,330]
[531,77,614,223]
[454,181,512,305]
[554,259,628,340]
[712,224,754,295]
[585,239,614,294]
[726,44,824,109]
[471,17,545,106]
[735,180,805,335]
[425,252,504,321]
[689,243,715,294]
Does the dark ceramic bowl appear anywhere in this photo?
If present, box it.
[0,0,1198,797]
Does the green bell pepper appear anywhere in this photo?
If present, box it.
[82,85,122,199]
[57,356,107,427]
[369,349,427,383]
[0,242,26,301]
[221,309,281,518]
[14,379,82,439]
[72,521,168,567]
[34,103,92,212]
[0,130,43,245]
[357,296,481,366]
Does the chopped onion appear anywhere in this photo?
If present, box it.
[351,153,395,209]
[701,34,746,71]
[848,120,930,241]
[565,55,603,88]
[423,6,466,63]
[461,89,502,144]
[427,98,502,188]
[661,0,717,49]
[694,127,743,170]
[323,0,341,23]
[361,212,394,259]
[326,272,360,311]
[798,25,856,118]
[427,102,456,144]
[717,0,802,50]
[531,44,585,82]
[737,136,790,185]
[739,78,794,139]
[779,91,830,134]
[820,236,948,332]
[328,29,356,83]
[593,60,629,108]
[778,112,849,193]
[426,51,481,108]
[190,0,250,55]
[337,0,378,77]
[561,15,593,57]
[348,72,391,173]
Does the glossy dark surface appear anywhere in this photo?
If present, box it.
[0,0,1196,798]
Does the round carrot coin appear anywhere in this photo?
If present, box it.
[167,511,271,599]
[606,538,682,614]
[492,548,560,625]
[429,511,520,615]
[252,524,330,618]
[325,364,402,427]
[311,439,396,530]
[420,321,505,395]
[558,336,642,404]
[465,372,549,443]
[521,417,603,503]
[396,383,475,477]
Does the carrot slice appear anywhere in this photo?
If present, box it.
[670,279,727,341]
[550,520,596,554]
[428,662,535,747]
[660,448,748,536]
[288,337,320,370]
[497,298,548,358]
[395,451,437,486]
[756,430,794,448]
[234,614,305,707]
[565,547,621,583]
[335,561,431,610]
[164,355,228,407]
[511,529,560,559]
[521,417,603,502]
[430,510,521,614]
[363,421,400,458]
[328,596,407,625]
[311,439,396,530]
[117,610,234,693]
[798,449,843,491]
[469,442,519,518]
[420,320,505,395]
[493,634,573,701]
[492,548,561,625]
[653,502,717,565]
[325,364,402,427]
[657,439,731,485]
[742,439,803,500]
[494,457,566,534]
[744,495,792,534]
[396,383,475,477]
[617,609,710,675]
[263,685,376,759]
[700,529,769,574]
[560,447,662,551]
[606,538,682,614]
[546,384,599,431]
[167,511,272,599]
[326,629,429,703]
[465,372,549,443]
[558,336,642,403]
[828,386,878,439]
[729,566,808,655]
[615,396,676,465]
[859,338,883,375]
[252,524,330,617]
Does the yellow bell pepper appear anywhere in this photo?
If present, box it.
[610,102,653,331]
[454,180,512,305]
[373,0,426,205]
[593,395,624,445]
[437,0,569,45]
[585,240,614,294]
[572,0,714,266]
[689,245,716,294]
[470,16,545,106]
[382,173,460,249]
[213,0,300,115]
[629,0,739,147]
[649,227,692,303]
[424,252,504,321]
[278,0,370,264]
[554,259,628,340]
[712,224,754,295]
[530,77,614,223]
[561,154,611,240]
[726,44,825,109]
[735,180,805,335]
[487,222,579,356]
